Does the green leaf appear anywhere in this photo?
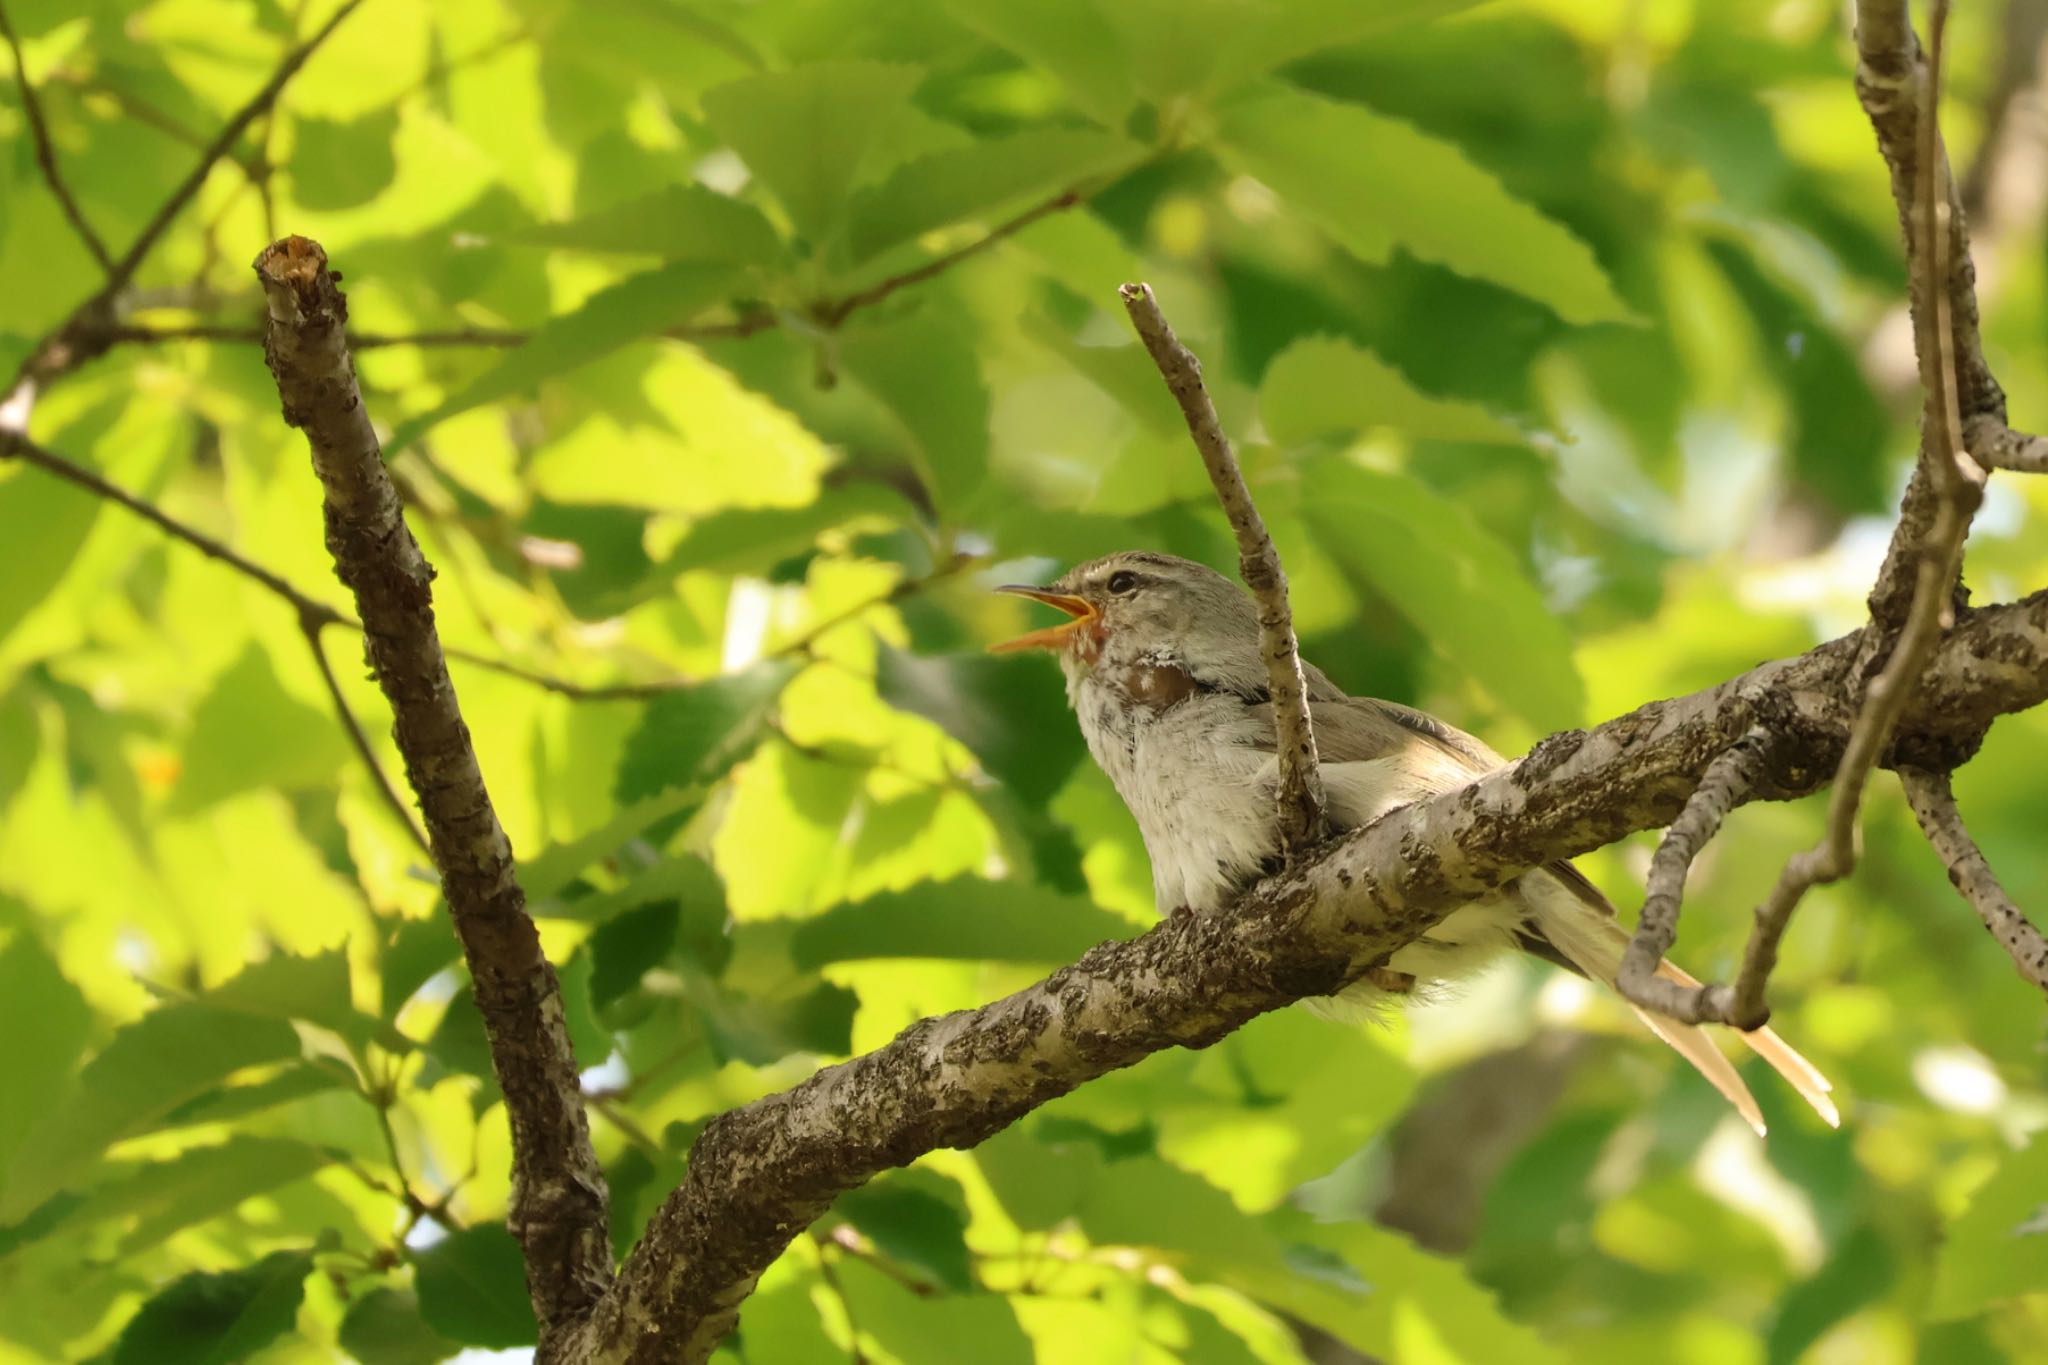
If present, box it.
[1930,1139,2048,1319]
[386,261,739,452]
[339,1287,460,1365]
[53,1137,335,1256]
[0,448,102,648]
[1217,83,1631,325]
[938,0,1135,125]
[875,646,1083,805]
[790,878,1135,969]
[696,977,857,1066]
[613,660,798,804]
[111,1249,312,1365]
[413,1223,538,1348]
[1261,336,1524,446]
[0,933,91,1179]
[157,1063,353,1131]
[1097,0,1489,101]
[836,1255,1033,1364]
[587,899,679,1009]
[379,914,459,1019]
[846,128,1142,265]
[508,182,783,264]
[556,949,614,1068]
[288,111,400,211]
[839,311,991,517]
[203,949,392,1048]
[1303,459,1584,728]
[1,1004,302,1221]
[700,63,925,244]
[653,484,916,579]
[425,987,497,1090]
[169,644,350,813]
[832,1175,975,1292]
[522,785,707,904]
[1155,1009,1416,1211]
[1767,1225,1893,1365]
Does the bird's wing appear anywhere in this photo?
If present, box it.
[1251,695,1840,1130]
[1244,697,1503,774]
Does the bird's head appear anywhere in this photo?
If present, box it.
[990,551,1271,696]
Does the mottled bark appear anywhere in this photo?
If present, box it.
[252,237,612,1341]
[554,588,2048,1364]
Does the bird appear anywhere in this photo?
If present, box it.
[991,549,1837,1135]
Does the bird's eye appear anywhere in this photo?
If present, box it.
[1106,570,1140,596]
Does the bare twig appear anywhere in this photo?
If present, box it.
[1672,0,1986,1032]
[255,235,611,1338]
[0,429,712,708]
[1614,729,1774,1020]
[1851,0,2003,643]
[0,0,113,273]
[3,0,364,409]
[1967,413,2048,472]
[0,429,348,627]
[1899,767,2048,995]
[107,1,362,295]
[818,190,1083,326]
[1117,282,1328,853]
[58,178,1099,380]
[300,612,432,855]
[98,321,529,350]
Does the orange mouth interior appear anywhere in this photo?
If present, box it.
[990,586,1098,654]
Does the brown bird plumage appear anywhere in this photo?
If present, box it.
[995,550,1837,1134]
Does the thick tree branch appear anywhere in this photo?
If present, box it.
[0,0,113,273]
[1117,282,1329,853]
[253,236,611,1339]
[1899,767,2048,995]
[556,587,2048,1364]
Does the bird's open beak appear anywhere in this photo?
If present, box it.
[990,585,1098,654]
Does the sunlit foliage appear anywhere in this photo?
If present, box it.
[1,0,2045,1361]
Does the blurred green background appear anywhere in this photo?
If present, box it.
[2,0,2046,1361]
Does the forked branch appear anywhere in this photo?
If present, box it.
[1625,0,1994,1031]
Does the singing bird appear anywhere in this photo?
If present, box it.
[993,550,1836,1134]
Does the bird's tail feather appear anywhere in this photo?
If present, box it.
[1524,871,1838,1134]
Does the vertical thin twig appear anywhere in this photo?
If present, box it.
[1116,282,1329,853]
[1704,0,1982,1030]
[298,612,431,855]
